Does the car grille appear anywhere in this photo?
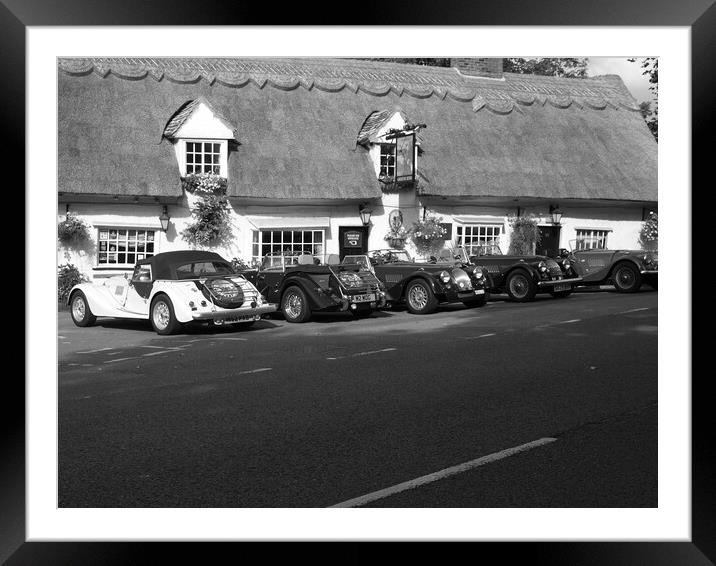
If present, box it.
[345,271,381,294]
[545,259,562,278]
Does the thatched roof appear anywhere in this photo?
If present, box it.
[58,57,657,203]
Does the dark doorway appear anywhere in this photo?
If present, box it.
[537,225,562,257]
[338,226,368,260]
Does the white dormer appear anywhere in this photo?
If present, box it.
[356,110,421,182]
[163,98,237,178]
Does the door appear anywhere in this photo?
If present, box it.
[339,226,368,260]
[536,226,562,257]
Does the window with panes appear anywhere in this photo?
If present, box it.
[455,224,502,255]
[185,141,221,174]
[97,228,155,266]
[379,143,396,178]
[575,229,609,250]
[251,229,325,263]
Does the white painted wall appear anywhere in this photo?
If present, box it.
[58,198,651,282]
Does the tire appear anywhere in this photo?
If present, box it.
[69,291,96,327]
[462,295,487,308]
[405,279,439,314]
[612,262,643,293]
[150,294,182,335]
[281,285,312,323]
[549,290,573,299]
[505,270,537,302]
[645,276,658,290]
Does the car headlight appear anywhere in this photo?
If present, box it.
[472,267,484,279]
[538,261,548,272]
[438,270,451,283]
[562,259,570,269]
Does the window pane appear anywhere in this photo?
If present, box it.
[271,231,281,242]
[213,143,220,153]
[304,231,312,243]
[204,142,212,152]
[314,231,323,243]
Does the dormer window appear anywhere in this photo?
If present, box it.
[357,110,423,187]
[185,141,222,175]
[163,97,237,179]
[379,143,396,179]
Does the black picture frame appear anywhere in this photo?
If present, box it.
[7,1,705,563]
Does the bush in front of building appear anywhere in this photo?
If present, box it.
[181,194,233,247]
[639,211,658,250]
[58,213,91,247]
[409,213,447,258]
[58,263,88,304]
[508,214,542,255]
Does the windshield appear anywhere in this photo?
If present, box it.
[471,244,503,257]
[368,249,413,264]
[175,261,235,279]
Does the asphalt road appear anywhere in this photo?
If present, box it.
[58,288,658,508]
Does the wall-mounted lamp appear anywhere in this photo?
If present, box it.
[549,205,563,225]
[359,205,372,227]
[159,205,171,232]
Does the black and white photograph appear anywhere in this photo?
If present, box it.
[12,16,701,561]
[55,53,659,508]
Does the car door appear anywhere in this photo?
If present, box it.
[573,250,615,282]
[123,265,154,315]
[254,264,285,303]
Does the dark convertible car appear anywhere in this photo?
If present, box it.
[241,253,386,322]
[469,244,581,302]
[343,247,489,315]
[560,240,658,293]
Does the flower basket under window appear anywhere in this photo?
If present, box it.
[181,172,227,195]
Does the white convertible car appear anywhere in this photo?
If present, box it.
[67,250,277,335]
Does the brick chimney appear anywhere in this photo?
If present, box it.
[451,58,503,79]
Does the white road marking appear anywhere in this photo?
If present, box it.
[140,345,170,349]
[141,350,176,357]
[77,347,115,354]
[329,437,558,508]
[104,357,139,364]
[236,367,272,375]
[215,337,248,341]
[326,348,397,360]
[559,319,581,324]
[620,307,649,314]
[58,335,66,339]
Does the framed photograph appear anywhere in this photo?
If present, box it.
[9,0,706,563]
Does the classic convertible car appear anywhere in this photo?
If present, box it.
[560,240,658,292]
[469,244,581,302]
[343,247,489,315]
[240,252,386,322]
[67,250,277,334]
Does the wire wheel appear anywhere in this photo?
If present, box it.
[405,280,438,314]
[281,286,311,323]
[506,271,536,302]
[613,263,642,293]
[152,300,170,331]
[70,291,96,327]
[408,284,428,310]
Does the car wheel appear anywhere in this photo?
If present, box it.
[506,270,537,302]
[69,291,96,327]
[150,295,182,335]
[281,286,311,323]
[645,276,658,290]
[462,295,487,308]
[612,262,642,293]
[405,279,438,314]
[549,290,572,299]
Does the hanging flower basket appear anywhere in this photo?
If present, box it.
[384,226,409,249]
[409,214,447,258]
[387,236,407,249]
[57,213,92,248]
[181,172,227,195]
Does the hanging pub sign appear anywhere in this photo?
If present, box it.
[384,128,417,185]
[343,229,363,248]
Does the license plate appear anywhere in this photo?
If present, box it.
[474,289,485,295]
[215,314,255,324]
[553,284,571,292]
[352,293,376,303]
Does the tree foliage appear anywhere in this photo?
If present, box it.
[503,58,588,78]
[629,57,658,141]
[508,215,542,255]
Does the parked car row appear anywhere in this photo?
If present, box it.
[67,244,658,335]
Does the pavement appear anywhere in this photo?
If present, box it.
[57,287,658,507]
